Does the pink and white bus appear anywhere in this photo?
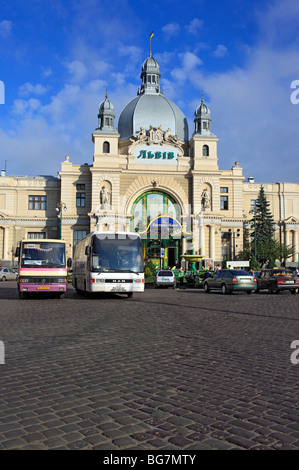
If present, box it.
[15,239,67,298]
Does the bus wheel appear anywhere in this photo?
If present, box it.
[127,293,133,299]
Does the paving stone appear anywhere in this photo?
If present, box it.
[1,284,299,450]
[168,436,194,447]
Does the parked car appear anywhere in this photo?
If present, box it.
[0,267,17,281]
[194,270,213,288]
[155,270,176,288]
[255,268,299,294]
[203,269,256,294]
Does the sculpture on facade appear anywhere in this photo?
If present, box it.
[202,188,211,210]
[100,185,111,207]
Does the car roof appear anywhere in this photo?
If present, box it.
[261,268,292,273]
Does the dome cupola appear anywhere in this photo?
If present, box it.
[96,90,118,134]
[139,55,161,95]
[193,95,215,137]
[118,50,188,142]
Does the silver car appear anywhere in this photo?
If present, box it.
[155,270,176,288]
[0,268,17,281]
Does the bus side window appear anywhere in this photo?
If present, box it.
[92,256,99,268]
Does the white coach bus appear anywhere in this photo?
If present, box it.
[71,231,144,298]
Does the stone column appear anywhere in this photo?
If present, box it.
[199,219,205,256]
[3,227,9,261]
[209,225,215,260]
[294,230,298,263]
[285,228,288,247]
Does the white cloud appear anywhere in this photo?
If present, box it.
[185,18,203,35]
[12,98,42,116]
[171,52,202,83]
[162,22,180,38]
[41,67,52,78]
[0,20,12,38]
[188,45,299,181]
[66,60,88,83]
[18,82,48,97]
[213,44,228,58]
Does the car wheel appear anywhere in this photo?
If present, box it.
[221,283,228,295]
[247,290,252,295]
[268,285,274,294]
[1,276,6,281]
[127,292,133,299]
[204,282,210,293]
[291,289,297,295]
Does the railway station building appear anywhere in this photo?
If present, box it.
[1,50,299,268]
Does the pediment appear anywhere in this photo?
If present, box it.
[284,216,299,224]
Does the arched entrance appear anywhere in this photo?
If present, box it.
[131,190,189,269]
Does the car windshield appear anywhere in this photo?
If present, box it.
[157,271,173,276]
[21,242,66,268]
[272,270,293,276]
[91,234,143,273]
[230,270,252,276]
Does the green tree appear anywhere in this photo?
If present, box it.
[278,241,295,266]
[250,186,294,267]
[253,185,275,244]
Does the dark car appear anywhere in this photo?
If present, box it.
[203,269,256,294]
[255,268,299,294]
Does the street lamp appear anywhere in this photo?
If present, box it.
[56,202,67,239]
[228,229,241,260]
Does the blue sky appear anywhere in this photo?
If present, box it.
[0,0,299,183]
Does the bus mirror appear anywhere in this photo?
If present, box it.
[15,247,20,258]
[67,258,72,268]
[85,246,91,256]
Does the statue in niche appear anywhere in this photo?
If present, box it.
[100,185,111,207]
[202,188,211,210]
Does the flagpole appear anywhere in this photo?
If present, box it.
[149,31,154,57]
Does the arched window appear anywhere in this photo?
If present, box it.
[131,191,180,234]
[103,141,110,153]
[203,145,209,157]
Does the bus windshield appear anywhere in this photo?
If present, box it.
[91,234,143,273]
[21,242,66,268]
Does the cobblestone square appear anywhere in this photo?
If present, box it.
[1,281,299,450]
